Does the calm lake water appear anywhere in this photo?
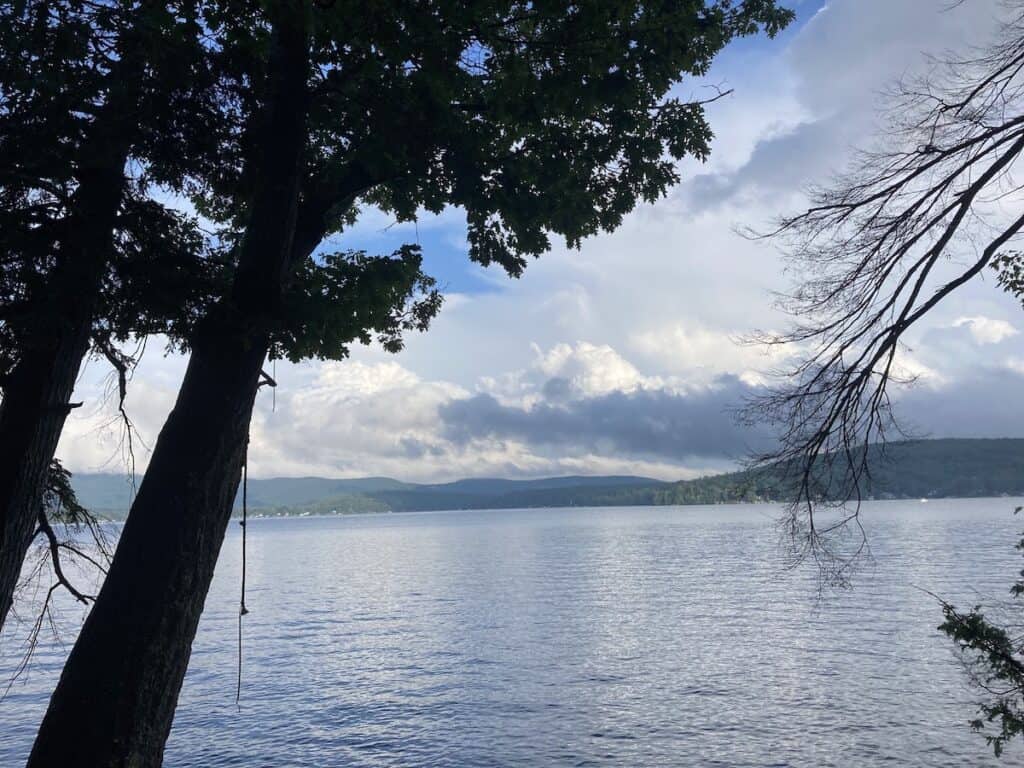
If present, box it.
[3,499,1024,766]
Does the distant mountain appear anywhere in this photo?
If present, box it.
[653,437,1024,506]
[369,475,660,512]
[71,438,1024,518]
[419,475,655,495]
[237,476,410,508]
[70,471,661,516]
[69,474,412,513]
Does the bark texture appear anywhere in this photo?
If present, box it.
[27,9,310,767]
[0,118,132,633]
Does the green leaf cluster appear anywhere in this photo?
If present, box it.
[940,515,1024,757]
[995,250,1024,308]
[273,245,441,361]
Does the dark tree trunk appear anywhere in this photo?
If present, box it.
[27,10,310,766]
[0,145,130,633]
[0,22,150,632]
[28,331,268,767]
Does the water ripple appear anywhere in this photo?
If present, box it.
[2,499,1023,766]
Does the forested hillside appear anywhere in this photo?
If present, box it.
[72,439,1024,518]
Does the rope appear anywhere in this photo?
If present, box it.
[236,441,250,706]
[237,370,276,706]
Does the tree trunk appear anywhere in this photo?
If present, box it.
[0,20,151,632]
[0,143,130,633]
[28,332,268,767]
[27,9,310,766]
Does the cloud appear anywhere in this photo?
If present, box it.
[531,342,657,397]
[440,374,773,464]
[786,0,1001,116]
[952,316,1020,345]
[439,359,1024,471]
[896,365,1024,439]
[245,360,467,479]
[57,352,185,474]
[682,117,847,213]
[681,0,1005,216]
[630,323,793,386]
[57,329,1024,485]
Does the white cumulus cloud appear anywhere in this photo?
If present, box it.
[952,316,1020,346]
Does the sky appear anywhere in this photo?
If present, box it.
[58,0,1024,482]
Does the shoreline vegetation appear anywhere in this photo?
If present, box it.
[75,438,1024,520]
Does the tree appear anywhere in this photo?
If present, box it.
[0,0,223,632]
[0,0,446,643]
[27,1,794,764]
[743,0,1024,583]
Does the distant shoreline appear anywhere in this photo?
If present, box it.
[71,438,1024,520]
[86,492,1024,523]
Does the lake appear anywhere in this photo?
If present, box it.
[3,499,1024,766]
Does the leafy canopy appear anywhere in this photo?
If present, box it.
[186,0,793,363]
[3,0,794,374]
[0,0,226,375]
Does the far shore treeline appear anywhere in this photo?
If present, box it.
[72,438,1024,518]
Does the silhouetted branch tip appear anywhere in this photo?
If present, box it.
[742,2,1024,582]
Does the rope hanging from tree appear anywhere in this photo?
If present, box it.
[236,444,249,706]
[236,367,278,706]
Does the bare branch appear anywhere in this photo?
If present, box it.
[742,2,1024,583]
[34,512,94,605]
